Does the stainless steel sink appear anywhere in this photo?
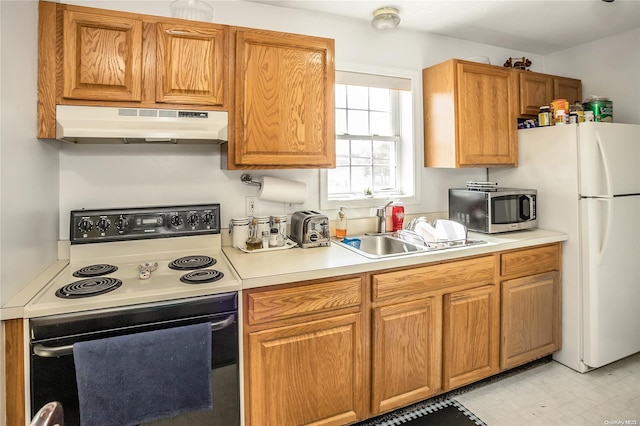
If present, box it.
[336,233,487,259]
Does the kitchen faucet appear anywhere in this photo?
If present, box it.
[375,201,394,233]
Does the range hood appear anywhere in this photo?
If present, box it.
[55,105,228,144]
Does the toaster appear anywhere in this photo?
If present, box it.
[290,211,331,248]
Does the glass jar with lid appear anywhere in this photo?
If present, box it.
[245,218,263,251]
[271,214,288,242]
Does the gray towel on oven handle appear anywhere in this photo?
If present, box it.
[73,322,212,426]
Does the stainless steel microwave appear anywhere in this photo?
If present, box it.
[449,188,537,233]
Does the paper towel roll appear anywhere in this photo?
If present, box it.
[258,176,307,204]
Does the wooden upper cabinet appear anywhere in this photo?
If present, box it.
[62,9,143,102]
[230,28,335,169]
[156,21,227,106]
[38,2,229,138]
[517,71,554,116]
[423,59,518,168]
[516,70,582,117]
[554,76,582,105]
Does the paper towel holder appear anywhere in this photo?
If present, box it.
[241,173,262,189]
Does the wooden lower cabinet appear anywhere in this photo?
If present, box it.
[243,276,366,426]
[501,271,561,370]
[369,255,496,414]
[499,243,562,371]
[442,284,500,390]
[246,314,364,426]
[241,244,563,425]
[371,297,442,415]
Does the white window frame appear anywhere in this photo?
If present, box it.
[321,63,421,211]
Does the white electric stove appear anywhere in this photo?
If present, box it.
[24,204,241,318]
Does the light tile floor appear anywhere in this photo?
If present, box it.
[455,352,640,426]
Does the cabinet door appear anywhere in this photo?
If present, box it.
[456,62,518,166]
[554,76,582,104]
[518,71,554,116]
[232,29,335,168]
[63,9,143,102]
[246,314,364,426]
[156,22,227,106]
[501,271,561,370]
[371,298,441,415]
[442,284,500,390]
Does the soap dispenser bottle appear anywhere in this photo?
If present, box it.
[336,207,347,239]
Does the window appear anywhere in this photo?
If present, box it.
[322,67,418,210]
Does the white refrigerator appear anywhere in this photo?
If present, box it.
[490,122,640,373]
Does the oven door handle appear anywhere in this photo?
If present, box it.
[32,315,236,358]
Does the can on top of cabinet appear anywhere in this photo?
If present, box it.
[582,96,613,122]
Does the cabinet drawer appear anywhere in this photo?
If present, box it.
[501,244,560,278]
[372,256,494,302]
[246,278,362,325]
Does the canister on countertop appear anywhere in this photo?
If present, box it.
[555,109,567,125]
[271,214,288,243]
[582,96,613,122]
[245,218,263,251]
[253,215,270,239]
[230,217,250,249]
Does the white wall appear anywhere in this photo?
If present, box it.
[0,1,59,305]
[543,27,640,125]
[56,0,546,239]
[2,1,638,295]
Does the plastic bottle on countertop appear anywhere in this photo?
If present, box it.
[336,207,347,239]
[391,202,405,231]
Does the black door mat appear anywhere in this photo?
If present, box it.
[353,398,485,426]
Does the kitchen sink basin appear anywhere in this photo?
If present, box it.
[336,233,487,259]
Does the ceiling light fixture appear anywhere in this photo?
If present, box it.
[371,7,401,31]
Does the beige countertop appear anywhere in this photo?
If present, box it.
[223,228,568,289]
[1,229,567,320]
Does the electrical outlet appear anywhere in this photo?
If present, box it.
[246,196,257,216]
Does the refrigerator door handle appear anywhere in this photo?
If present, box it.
[595,134,613,198]
[594,198,612,264]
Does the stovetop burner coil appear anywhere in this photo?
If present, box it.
[180,269,224,284]
[55,277,123,299]
[72,264,118,278]
[168,255,216,271]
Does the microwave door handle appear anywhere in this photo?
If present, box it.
[519,195,532,220]
[33,316,236,358]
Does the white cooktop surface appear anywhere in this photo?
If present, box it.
[25,235,241,318]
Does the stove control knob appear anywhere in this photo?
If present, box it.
[116,216,129,232]
[170,214,184,227]
[78,218,93,233]
[187,212,199,227]
[96,218,111,233]
[202,212,215,227]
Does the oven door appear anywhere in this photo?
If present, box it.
[30,295,240,426]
